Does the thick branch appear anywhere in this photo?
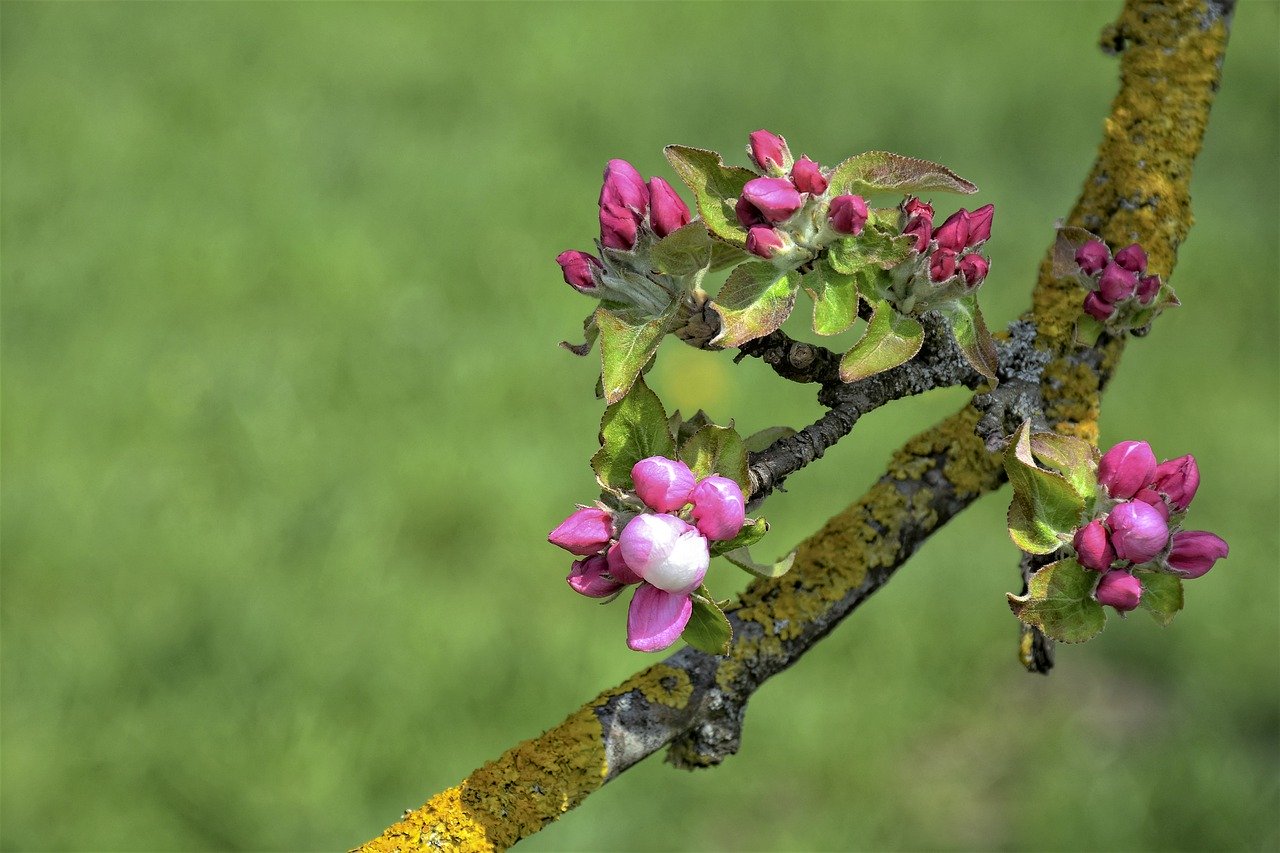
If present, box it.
[358,2,1230,849]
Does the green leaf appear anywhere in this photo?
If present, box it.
[664,145,757,246]
[597,304,678,404]
[709,517,768,557]
[709,239,752,273]
[559,311,599,357]
[743,425,796,453]
[1135,570,1184,627]
[723,546,796,579]
[838,298,924,383]
[650,221,712,277]
[802,260,860,336]
[678,424,749,493]
[1007,558,1106,643]
[1028,432,1098,505]
[827,151,978,197]
[827,230,915,276]
[669,409,716,447]
[1074,315,1104,347]
[1003,421,1087,554]
[591,377,675,492]
[710,262,800,348]
[682,594,732,655]
[936,293,998,383]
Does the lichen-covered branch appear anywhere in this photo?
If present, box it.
[357,2,1231,849]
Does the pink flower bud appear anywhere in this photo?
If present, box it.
[1098,262,1138,302]
[1097,440,1157,499]
[966,204,994,246]
[1075,240,1110,276]
[627,583,693,652]
[1134,488,1171,521]
[599,159,649,215]
[599,203,639,250]
[904,215,932,253]
[748,129,792,175]
[932,209,970,253]
[690,476,746,541]
[746,226,785,259]
[606,541,642,586]
[632,456,696,512]
[1151,454,1199,511]
[1114,243,1148,274]
[549,507,615,555]
[828,194,868,235]
[904,197,934,219]
[1083,291,1116,321]
[1107,500,1169,565]
[735,195,767,228]
[929,249,957,283]
[647,177,691,238]
[1073,520,1115,572]
[1164,530,1228,579]
[958,254,989,288]
[1095,570,1142,612]
[740,177,803,224]
[567,554,624,598]
[790,156,828,195]
[1136,274,1160,305]
[556,250,602,293]
[618,514,709,594]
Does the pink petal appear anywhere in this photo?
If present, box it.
[626,584,692,653]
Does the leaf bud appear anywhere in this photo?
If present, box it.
[1107,500,1169,565]
[1083,291,1116,321]
[1151,454,1199,511]
[1098,261,1139,302]
[618,513,709,595]
[966,203,995,246]
[1164,530,1229,579]
[599,159,649,215]
[690,475,746,541]
[1095,569,1143,612]
[555,250,602,293]
[790,156,829,195]
[740,177,803,224]
[1075,240,1110,276]
[567,554,625,598]
[647,177,691,238]
[1114,243,1148,274]
[746,225,786,259]
[599,203,640,250]
[1097,440,1157,499]
[1073,519,1115,572]
[631,456,697,512]
[828,194,869,235]
[548,507,615,555]
[748,129,793,175]
[932,209,970,253]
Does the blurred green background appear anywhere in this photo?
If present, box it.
[3,2,1277,850]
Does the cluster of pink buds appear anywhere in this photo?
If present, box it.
[901,197,994,290]
[1074,239,1163,322]
[736,129,868,260]
[1071,440,1228,612]
[548,457,746,652]
[555,159,692,293]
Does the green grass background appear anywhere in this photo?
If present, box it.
[3,2,1277,850]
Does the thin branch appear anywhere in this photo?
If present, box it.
[357,2,1232,849]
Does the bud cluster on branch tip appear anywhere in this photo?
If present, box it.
[1068,440,1227,609]
[554,158,693,292]
[548,456,747,652]
[895,197,995,297]
[1073,238,1164,322]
